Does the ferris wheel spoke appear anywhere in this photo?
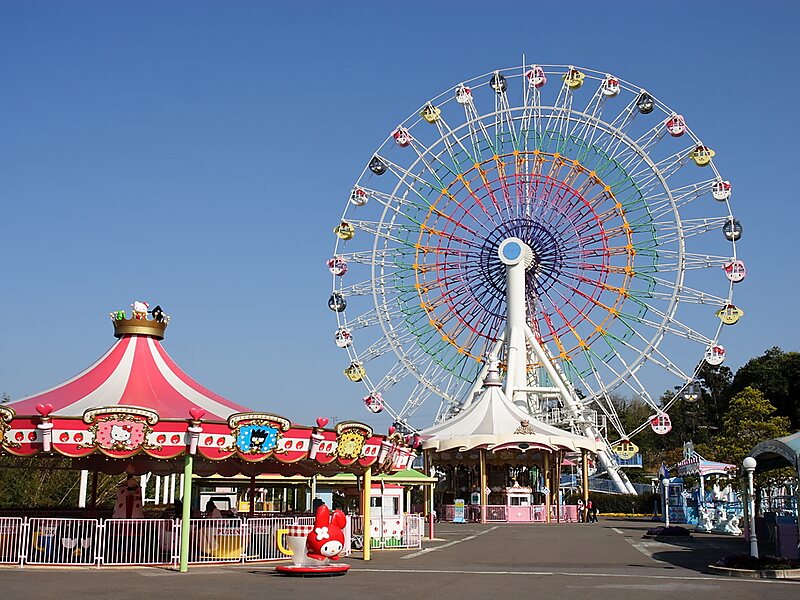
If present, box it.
[351,220,421,246]
[616,305,715,346]
[354,185,431,214]
[374,157,447,199]
[353,328,420,364]
[637,250,735,273]
[644,179,718,221]
[623,147,695,195]
[519,81,543,151]
[462,97,499,158]
[343,305,405,331]
[568,85,609,146]
[603,327,694,384]
[612,126,669,174]
[627,280,730,307]
[653,216,730,245]
[337,246,413,267]
[432,116,481,172]
[493,85,520,152]
[544,73,579,148]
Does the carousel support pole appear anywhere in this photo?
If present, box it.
[311,474,318,504]
[555,451,562,524]
[362,467,372,561]
[78,470,89,508]
[249,475,256,517]
[179,454,194,573]
[90,470,99,516]
[479,448,487,523]
[155,476,162,505]
[544,452,551,523]
[581,450,589,522]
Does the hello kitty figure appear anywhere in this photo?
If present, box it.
[110,423,133,446]
[306,503,347,561]
[132,300,149,320]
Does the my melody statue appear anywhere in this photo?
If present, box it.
[275,502,351,575]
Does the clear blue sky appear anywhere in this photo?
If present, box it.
[1,1,798,432]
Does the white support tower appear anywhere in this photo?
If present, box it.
[498,237,636,495]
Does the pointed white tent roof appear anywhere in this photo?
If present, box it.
[419,359,599,454]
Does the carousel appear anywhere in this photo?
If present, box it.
[0,302,415,569]
[420,356,599,524]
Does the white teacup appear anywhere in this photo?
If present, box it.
[277,528,329,567]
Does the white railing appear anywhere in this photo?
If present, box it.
[350,514,424,549]
[0,514,420,567]
[441,504,582,523]
[26,518,99,565]
[0,517,24,564]
[102,519,177,565]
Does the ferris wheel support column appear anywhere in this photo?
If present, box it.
[498,238,533,408]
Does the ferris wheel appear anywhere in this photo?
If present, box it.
[328,62,743,449]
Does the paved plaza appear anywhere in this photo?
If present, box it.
[0,518,796,599]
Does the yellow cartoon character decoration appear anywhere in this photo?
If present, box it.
[715,304,744,325]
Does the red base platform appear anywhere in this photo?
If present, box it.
[275,563,351,576]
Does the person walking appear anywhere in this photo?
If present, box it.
[577,498,585,522]
[587,499,599,523]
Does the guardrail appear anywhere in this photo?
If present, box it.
[0,514,422,567]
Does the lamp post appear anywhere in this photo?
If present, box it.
[743,456,758,558]
[662,478,670,528]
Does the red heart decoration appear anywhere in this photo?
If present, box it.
[36,403,53,417]
[316,417,329,428]
[189,407,206,421]
[388,426,396,436]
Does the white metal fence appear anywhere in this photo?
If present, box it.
[0,514,423,567]
[349,514,424,549]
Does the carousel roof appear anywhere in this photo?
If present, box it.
[676,456,736,477]
[419,360,599,454]
[8,311,250,421]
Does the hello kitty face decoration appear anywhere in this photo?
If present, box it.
[82,406,160,453]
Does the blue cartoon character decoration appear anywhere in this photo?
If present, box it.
[226,413,291,457]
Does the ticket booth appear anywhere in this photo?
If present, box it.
[504,483,533,522]
[370,483,405,546]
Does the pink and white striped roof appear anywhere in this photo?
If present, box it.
[9,334,251,421]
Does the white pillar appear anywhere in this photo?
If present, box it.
[78,470,89,508]
[743,457,758,558]
[662,478,670,527]
[170,473,176,504]
[179,474,184,500]
[155,475,162,504]
[498,238,531,406]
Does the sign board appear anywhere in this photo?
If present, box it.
[453,498,466,523]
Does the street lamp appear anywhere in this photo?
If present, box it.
[662,478,670,528]
[742,456,758,558]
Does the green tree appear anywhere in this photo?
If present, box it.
[701,386,791,469]
[729,347,800,429]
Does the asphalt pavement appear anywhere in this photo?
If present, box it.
[1,518,796,599]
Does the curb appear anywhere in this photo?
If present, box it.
[708,564,800,580]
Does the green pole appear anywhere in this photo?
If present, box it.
[179,454,194,572]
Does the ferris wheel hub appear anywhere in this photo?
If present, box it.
[498,237,534,269]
